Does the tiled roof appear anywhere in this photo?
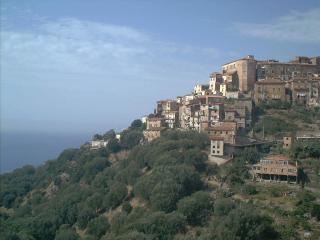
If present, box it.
[264,154,290,161]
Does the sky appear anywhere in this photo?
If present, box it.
[1,0,320,135]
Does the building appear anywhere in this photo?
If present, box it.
[219,82,227,96]
[296,131,320,140]
[199,103,224,129]
[156,99,179,128]
[256,56,320,81]
[222,55,257,92]
[254,78,286,103]
[252,154,298,183]
[209,72,223,93]
[286,77,320,106]
[208,121,237,144]
[224,107,246,130]
[164,111,179,128]
[210,137,224,156]
[143,117,166,142]
[194,84,210,95]
[226,91,239,99]
[283,136,293,149]
[91,140,108,149]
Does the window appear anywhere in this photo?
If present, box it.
[212,150,216,153]
[217,151,220,154]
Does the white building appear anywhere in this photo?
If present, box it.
[210,137,224,156]
[91,140,108,149]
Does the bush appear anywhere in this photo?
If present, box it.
[311,204,320,221]
[214,198,236,216]
[122,202,133,214]
[241,184,258,195]
[177,191,213,226]
[55,225,79,240]
[214,206,278,240]
[104,182,127,210]
[120,130,144,149]
[134,211,186,239]
[77,206,97,229]
[87,216,110,238]
[107,139,121,153]
[150,179,183,212]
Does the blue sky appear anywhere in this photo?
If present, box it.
[1,0,320,134]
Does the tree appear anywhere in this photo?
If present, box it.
[122,202,132,214]
[93,134,103,140]
[150,179,183,212]
[214,206,278,240]
[120,130,143,149]
[104,182,127,210]
[130,119,143,130]
[55,225,79,240]
[87,216,110,238]
[311,204,320,221]
[134,211,186,240]
[77,206,97,229]
[214,198,236,216]
[83,157,111,182]
[107,139,121,153]
[103,130,116,140]
[177,191,213,225]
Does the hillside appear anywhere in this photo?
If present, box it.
[1,108,320,240]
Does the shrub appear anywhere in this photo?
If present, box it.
[104,182,127,210]
[177,191,213,226]
[214,198,236,216]
[122,202,133,214]
[87,216,110,238]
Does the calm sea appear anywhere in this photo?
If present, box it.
[0,131,91,174]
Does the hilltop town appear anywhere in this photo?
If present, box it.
[139,55,320,176]
[2,55,320,240]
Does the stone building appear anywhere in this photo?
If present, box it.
[256,56,320,81]
[222,55,257,92]
[253,78,286,103]
[252,154,298,183]
[199,103,224,128]
[283,136,293,149]
[224,107,246,130]
[207,121,237,144]
[285,77,320,106]
[156,99,179,128]
[143,117,166,142]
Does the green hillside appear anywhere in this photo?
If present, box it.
[1,116,320,240]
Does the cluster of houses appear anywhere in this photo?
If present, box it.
[142,55,320,183]
[88,55,319,184]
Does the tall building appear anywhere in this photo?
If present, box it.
[221,55,257,92]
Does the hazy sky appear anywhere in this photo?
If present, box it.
[1,0,320,134]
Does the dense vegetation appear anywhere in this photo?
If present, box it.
[1,116,320,239]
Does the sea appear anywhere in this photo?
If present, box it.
[0,131,92,174]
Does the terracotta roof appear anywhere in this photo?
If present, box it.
[264,154,290,161]
[211,125,236,131]
[210,137,224,141]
